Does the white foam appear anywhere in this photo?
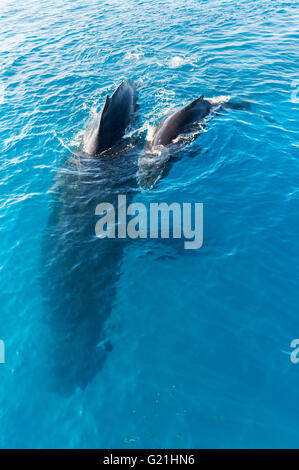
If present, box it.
[70,129,84,147]
[137,121,156,142]
[53,130,81,158]
[168,56,196,68]
[207,95,232,106]
[169,56,185,68]
[124,51,144,61]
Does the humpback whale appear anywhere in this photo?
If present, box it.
[138,95,251,189]
[82,78,137,155]
[138,95,212,189]
[40,80,139,395]
[150,95,212,148]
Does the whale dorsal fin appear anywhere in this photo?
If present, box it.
[189,95,204,107]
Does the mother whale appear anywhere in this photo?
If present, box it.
[40,79,138,394]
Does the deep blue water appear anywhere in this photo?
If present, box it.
[0,0,299,449]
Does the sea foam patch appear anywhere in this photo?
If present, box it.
[168,55,196,68]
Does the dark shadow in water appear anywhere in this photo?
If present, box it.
[40,144,139,396]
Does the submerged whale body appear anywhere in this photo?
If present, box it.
[40,79,139,395]
[82,78,137,155]
[40,151,139,395]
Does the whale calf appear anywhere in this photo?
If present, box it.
[138,95,251,189]
[150,95,212,148]
[82,78,137,155]
[138,95,213,189]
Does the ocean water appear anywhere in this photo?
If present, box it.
[0,0,299,449]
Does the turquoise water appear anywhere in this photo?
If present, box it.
[0,0,299,448]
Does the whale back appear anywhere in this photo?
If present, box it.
[184,95,211,122]
[151,95,212,148]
